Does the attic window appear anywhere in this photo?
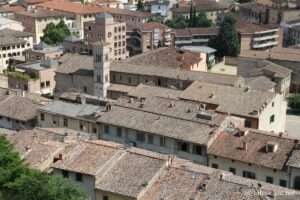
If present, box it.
[266,142,278,153]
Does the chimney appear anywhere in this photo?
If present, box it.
[242,141,247,150]
[219,173,226,180]
[139,99,144,108]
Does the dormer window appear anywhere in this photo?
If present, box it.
[266,142,278,153]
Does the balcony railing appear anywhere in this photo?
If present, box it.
[252,41,278,48]
[175,40,192,44]
[253,35,279,42]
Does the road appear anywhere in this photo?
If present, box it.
[286,114,300,138]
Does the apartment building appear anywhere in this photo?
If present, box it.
[207,128,297,188]
[63,12,128,61]
[0,32,33,72]
[54,53,243,96]
[8,58,58,94]
[239,48,300,93]
[0,91,39,130]
[107,7,153,24]
[15,8,67,43]
[8,126,300,197]
[38,100,104,137]
[239,2,268,24]
[289,25,300,45]
[239,21,283,51]
[24,41,63,61]
[238,58,292,97]
[4,127,92,170]
[148,0,170,21]
[171,27,218,47]
[97,95,244,164]
[93,0,124,8]
[179,81,286,133]
[126,22,171,55]
[0,6,25,18]
[0,16,24,31]
[172,0,229,24]
[37,1,103,39]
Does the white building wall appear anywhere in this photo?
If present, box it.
[53,169,96,200]
[208,156,290,188]
[0,116,13,129]
[99,124,207,164]
[258,94,286,133]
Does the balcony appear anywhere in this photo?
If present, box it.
[165,41,171,46]
[165,34,171,40]
[253,35,279,42]
[192,38,209,43]
[252,41,278,48]
[175,40,192,45]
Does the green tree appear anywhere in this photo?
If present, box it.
[164,15,187,29]
[6,171,87,200]
[41,20,70,45]
[137,0,145,11]
[147,16,157,22]
[189,3,193,27]
[0,135,28,193]
[0,135,87,200]
[165,19,174,27]
[208,15,240,57]
[195,12,212,28]
[288,93,300,110]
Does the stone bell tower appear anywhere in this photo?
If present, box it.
[92,41,110,98]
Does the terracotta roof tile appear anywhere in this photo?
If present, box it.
[38,0,104,14]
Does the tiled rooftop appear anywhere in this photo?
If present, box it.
[38,0,104,14]
[172,27,218,37]
[0,34,26,46]
[127,84,182,99]
[98,103,218,145]
[0,28,33,38]
[96,151,165,198]
[115,96,226,126]
[240,48,300,62]
[179,81,277,117]
[107,7,153,18]
[122,47,201,69]
[245,76,276,91]
[172,0,228,12]
[0,94,39,121]
[207,128,296,169]
[39,100,105,122]
[16,8,67,18]
[144,164,300,200]
[51,140,121,175]
[56,54,244,86]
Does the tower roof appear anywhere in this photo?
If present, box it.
[96,12,113,19]
[93,40,110,46]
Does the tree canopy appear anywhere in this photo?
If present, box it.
[0,135,87,200]
[165,11,211,29]
[41,20,71,45]
[288,93,300,110]
[208,16,240,57]
[147,16,158,23]
[137,0,145,11]
[165,15,187,29]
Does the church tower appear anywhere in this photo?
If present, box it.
[93,41,110,98]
